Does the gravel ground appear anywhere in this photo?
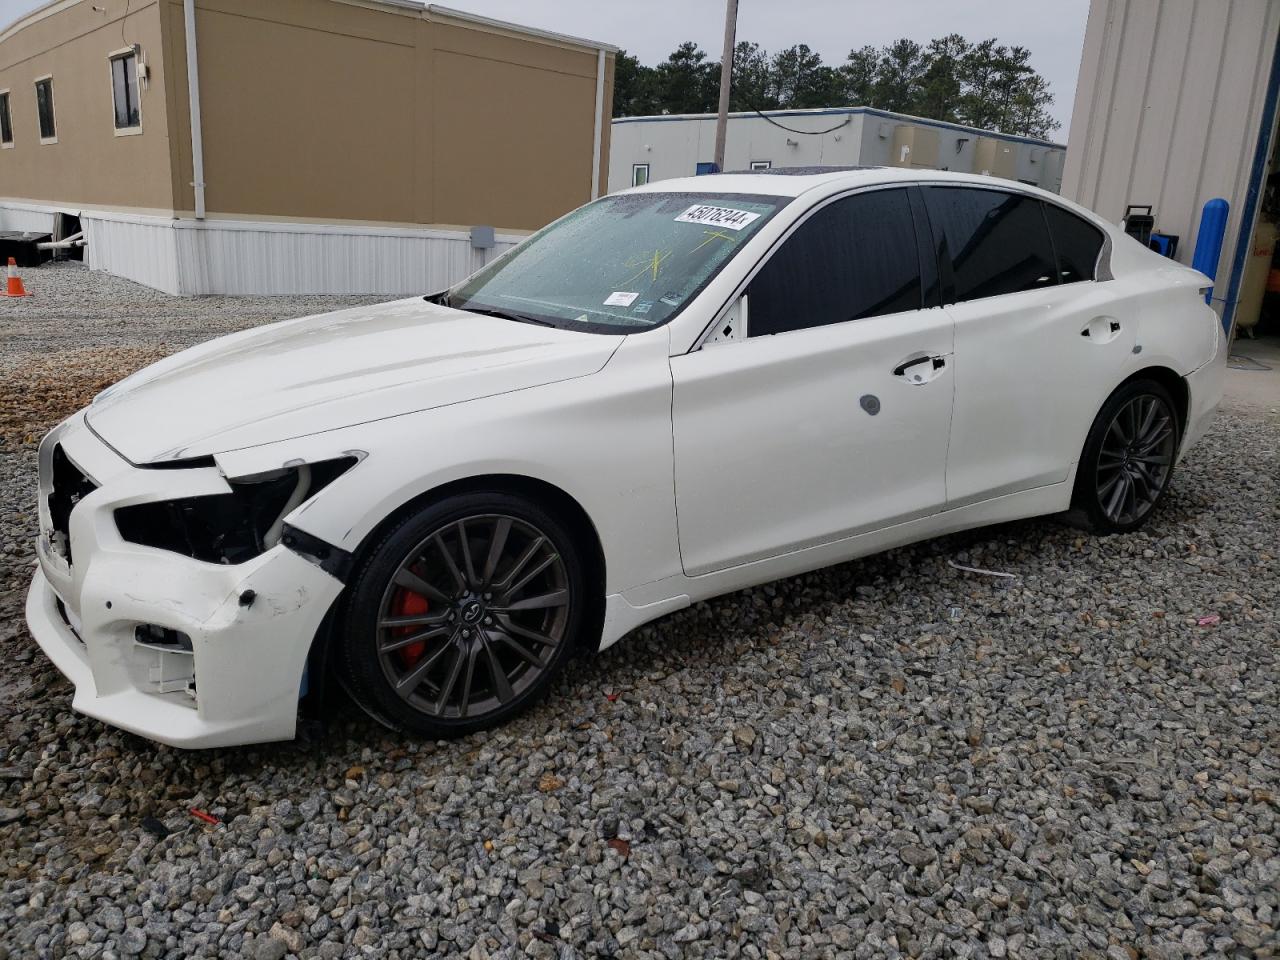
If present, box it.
[0,263,1277,960]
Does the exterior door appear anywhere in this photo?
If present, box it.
[671,187,955,577]
[921,186,1131,505]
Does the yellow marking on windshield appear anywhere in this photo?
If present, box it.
[620,248,673,286]
[690,229,738,253]
[650,249,664,281]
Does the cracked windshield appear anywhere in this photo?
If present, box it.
[447,192,788,332]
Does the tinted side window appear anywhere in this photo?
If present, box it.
[749,189,922,336]
[924,187,1058,302]
[1043,203,1104,283]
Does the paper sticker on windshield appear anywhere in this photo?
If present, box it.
[674,204,761,231]
[604,291,639,307]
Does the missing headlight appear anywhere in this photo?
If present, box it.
[135,624,193,652]
[115,456,356,564]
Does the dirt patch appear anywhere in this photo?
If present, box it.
[0,346,171,451]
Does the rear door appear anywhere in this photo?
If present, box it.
[670,187,955,576]
[923,186,1128,505]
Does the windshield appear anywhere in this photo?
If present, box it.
[446,192,788,333]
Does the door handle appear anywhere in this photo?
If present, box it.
[893,354,947,384]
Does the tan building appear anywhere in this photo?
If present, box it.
[0,0,615,294]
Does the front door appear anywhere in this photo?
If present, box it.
[671,187,955,576]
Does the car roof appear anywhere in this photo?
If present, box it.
[620,166,1055,200]
[720,164,884,177]
[613,166,1120,245]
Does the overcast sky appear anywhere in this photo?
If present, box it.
[0,0,1090,135]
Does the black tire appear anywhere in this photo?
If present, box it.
[336,491,588,738]
[1073,378,1181,534]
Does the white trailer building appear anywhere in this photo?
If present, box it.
[609,107,1066,194]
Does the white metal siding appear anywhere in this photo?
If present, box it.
[2,201,524,296]
[169,221,521,296]
[0,201,58,234]
[1062,0,1280,298]
[84,214,185,295]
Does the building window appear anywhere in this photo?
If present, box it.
[0,91,12,146]
[35,76,56,142]
[632,163,650,187]
[750,160,772,170]
[110,51,141,131]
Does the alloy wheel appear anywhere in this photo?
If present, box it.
[1095,393,1177,525]
[374,514,571,720]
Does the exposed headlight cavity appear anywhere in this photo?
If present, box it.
[115,457,356,564]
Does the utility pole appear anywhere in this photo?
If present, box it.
[713,0,739,172]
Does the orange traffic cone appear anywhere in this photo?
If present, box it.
[6,257,30,297]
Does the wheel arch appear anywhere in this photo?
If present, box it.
[1116,365,1189,436]
[325,473,607,660]
[1069,364,1187,532]
[1073,364,1188,470]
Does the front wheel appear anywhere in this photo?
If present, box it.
[336,492,588,738]
[1073,378,1181,533]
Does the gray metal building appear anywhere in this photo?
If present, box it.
[609,107,1066,194]
[1062,0,1280,333]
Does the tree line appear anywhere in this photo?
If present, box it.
[613,35,1060,140]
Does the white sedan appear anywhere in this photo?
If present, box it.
[28,168,1227,748]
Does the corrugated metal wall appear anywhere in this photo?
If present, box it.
[1062,0,1280,314]
[0,201,58,234]
[71,211,522,296]
[3,201,525,295]
[84,214,185,294]
[169,221,521,296]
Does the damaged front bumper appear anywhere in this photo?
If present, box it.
[26,413,344,748]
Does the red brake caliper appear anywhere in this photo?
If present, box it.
[391,587,430,667]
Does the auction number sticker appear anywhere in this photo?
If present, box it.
[604,291,640,307]
[674,204,761,231]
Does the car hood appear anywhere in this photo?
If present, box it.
[86,298,620,463]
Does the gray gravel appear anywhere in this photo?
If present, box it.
[0,263,1277,959]
[0,260,386,358]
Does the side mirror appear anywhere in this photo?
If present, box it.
[703,293,748,347]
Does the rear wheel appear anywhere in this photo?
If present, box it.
[1073,378,1180,533]
[337,492,586,737]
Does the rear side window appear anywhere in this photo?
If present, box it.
[924,187,1057,302]
[749,188,922,336]
[1043,203,1104,283]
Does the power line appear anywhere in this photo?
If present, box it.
[743,103,854,135]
